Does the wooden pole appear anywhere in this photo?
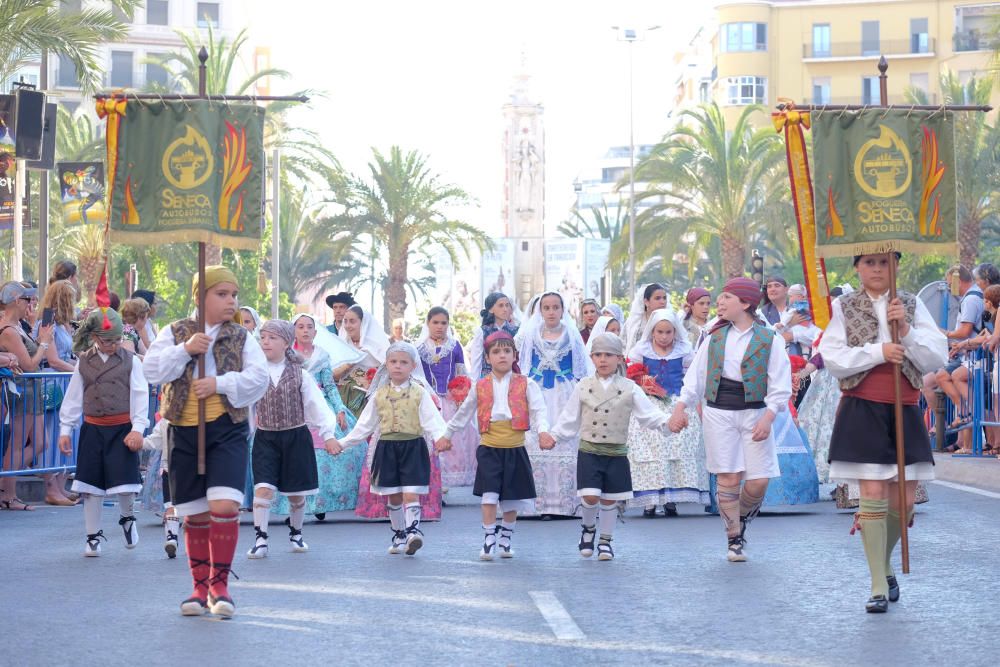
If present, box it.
[876,56,911,574]
[196,47,208,475]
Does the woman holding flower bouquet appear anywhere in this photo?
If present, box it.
[417,307,478,488]
[626,309,711,517]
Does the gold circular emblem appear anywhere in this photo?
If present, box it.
[853,124,912,199]
[161,124,215,190]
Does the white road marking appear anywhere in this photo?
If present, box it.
[528,590,585,641]
[931,479,1000,499]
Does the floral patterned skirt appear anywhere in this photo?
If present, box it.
[627,397,711,508]
[523,380,579,516]
[797,369,841,484]
[271,429,366,515]
[763,411,819,506]
[438,394,478,487]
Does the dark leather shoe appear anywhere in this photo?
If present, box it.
[865,595,889,613]
[663,503,679,517]
[886,576,900,602]
[642,507,657,518]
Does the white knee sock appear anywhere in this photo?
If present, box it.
[599,504,617,539]
[164,512,180,539]
[388,504,404,532]
[118,492,135,518]
[482,523,497,547]
[289,499,306,531]
[252,496,272,533]
[580,499,598,528]
[83,494,102,535]
[404,502,421,531]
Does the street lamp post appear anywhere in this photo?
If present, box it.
[613,25,659,299]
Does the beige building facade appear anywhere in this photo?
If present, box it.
[708,0,1000,125]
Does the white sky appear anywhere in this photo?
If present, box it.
[247,0,714,237]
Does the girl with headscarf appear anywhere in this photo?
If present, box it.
[240,307,263,340]
[271,313,363,521]
[626,309,710,517]
[683,287,712,348]
[246,319,344,559]
[584,315,622,354]
[336,305,391,416]
[335,341,448,555]
[623,283,669,354]
[601,303,624,324]
[467,292,520,378]
[517,292,593,517]
[416,306,478,487]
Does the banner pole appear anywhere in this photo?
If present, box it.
[877,56,910,575]
[196,47,208,476]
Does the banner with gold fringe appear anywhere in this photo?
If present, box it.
[99,98,264,250]
[772,104,831,329]
[812,109,957,259]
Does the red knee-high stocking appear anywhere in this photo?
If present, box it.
[184,518,211,603]
[208,512,240,602]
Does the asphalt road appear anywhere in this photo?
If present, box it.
[1,482,996,666]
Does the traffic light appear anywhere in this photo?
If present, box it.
[750,250,764,284]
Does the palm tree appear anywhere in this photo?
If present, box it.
[627,103,791,279]
[0,0,137,93]
[334,146,491,325]
[906,71,1000,267]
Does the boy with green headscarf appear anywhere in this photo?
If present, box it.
[58,307,150,557]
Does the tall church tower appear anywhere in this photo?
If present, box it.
[501,61,545,309]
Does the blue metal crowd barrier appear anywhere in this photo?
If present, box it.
[935,348,996,457]
[0,372,161,478]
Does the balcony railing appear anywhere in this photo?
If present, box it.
[953,30,999,52]
[803,38,936,59]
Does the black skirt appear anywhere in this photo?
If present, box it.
[473,445,536,500]
[828,396,934,466]
[168,414,251,507]
[72,422,141,494]
[577,451,632,495]
[252,425,319,495]
[370,437,431,492]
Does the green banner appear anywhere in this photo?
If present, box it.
[106,100,264,250]
[812,109,957,258]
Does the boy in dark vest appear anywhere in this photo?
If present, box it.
[143,266,269,618]
[818,253,946,613]
[669,277,791,563]
[247,319,342,560]
[551,333,672,561]
[58,308,149,556]
[438,331,554,560]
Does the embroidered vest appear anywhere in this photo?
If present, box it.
[256,361,305,431]
[161,319,248,425]
[838,290,922,391]
[374,384,424,438]
[704,323,774,404]
[78,347,134,417]
[476,374,529,433]
[578,376,633,445]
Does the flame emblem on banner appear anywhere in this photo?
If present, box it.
[161,125,214,190]
[219,121,252,232]
[919,126,945,237]
[826,185,844,238]
[122,176,140,225]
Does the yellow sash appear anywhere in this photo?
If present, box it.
[174,393,226,427]
[480,420,525,448]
